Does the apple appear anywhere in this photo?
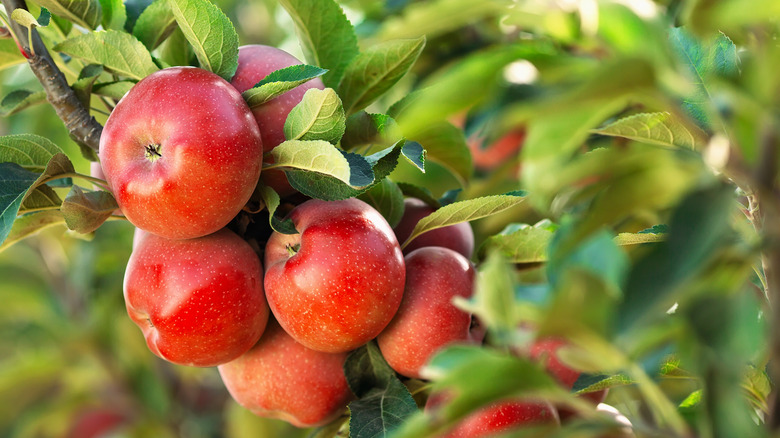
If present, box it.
[377,247,476,379]
[230,45,326,196]
[394,198,475,259]
[426,394,559,438]
[66,408,126,438]
[529,337,581,389]
[124,228,269,367]
[99,66,263,240]
[467,129,525,172]
[264,198,406,353]
[218,318,352,428]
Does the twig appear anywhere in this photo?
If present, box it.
[1,0,102,152]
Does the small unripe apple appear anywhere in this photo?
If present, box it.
[264,198,406,353]
[218,318,352,428]
[377,247,476,379]
[99,66,263,240]
[394,198,475,259]
[426,394,559,438]
[124,228,269,367]
[230,45,326,196]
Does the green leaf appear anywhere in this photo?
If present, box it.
[397,182,440,208]
[242,64,327,108]
[344,342,397,398]
[11,8,47,30]
[0,210,65,253]
[358,178,404,228]
[60,186,118,233]
[400,141,425,172]
[593,112,709,149]
[72,64,104,110]
[0,163,41,247]
[668,27,740,128]
[0,89,46,117]
[54,30,159,81]
[255,184,297,234]
[34,0,102,29]
[132,0,175,50]
[401,192,526,250]
[480,221,555,264]
[269,140,371,188]
[338,36,426,115]
[99,0,127,30]
[342,112,402,150]
[283,88,346,144]
[0,40,26,71]
[278,0,359,88]
[411,122,470,185]
[349,378,418,438]
[0,134,64,172]
[572,373,633,393]
[18,153,75,213]
[614,231,666,246]
[93,80,134,100]
[168,0,239,81]
[374,0,507,42]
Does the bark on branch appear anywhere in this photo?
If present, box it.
[2,0,102,152]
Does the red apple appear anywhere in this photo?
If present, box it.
[394,198,475,259]
[467,129,525,171]
[218,318,352,428]
[67,408,126,438]
[124,228,269,367]
[230,45,327,197]
[377,247,476,379]
[99,66,263,240]
[530,338,581,389]
[426,394,559,438]
[264,198,406,353]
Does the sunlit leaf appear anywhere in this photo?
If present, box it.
[34,0,102,29]
[132,0,175,50]
[242,64,327,108]
[593,112,709,149]
[54,30,159,80]
[283,88,346,144]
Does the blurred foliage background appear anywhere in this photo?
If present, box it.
[1,0,779,436]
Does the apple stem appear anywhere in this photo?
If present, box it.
[285,243,300,257]
[145,144,162,161]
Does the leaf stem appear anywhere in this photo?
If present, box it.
[39,172,111,191]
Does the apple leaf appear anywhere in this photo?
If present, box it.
[284,88,346,144]
[592,112,709,150]
[93,80,134,100]
[278,0,359,88]
[411,122,470,184]
[133,0,176,50]
[0,40,27,71]
[374,0,506,42]
[0,163,40,247]
[284,139,411,201]
[344,342,397,399]
[72,64,104,110]
[338,36,426,115]
[479,221,556,264]
[0,134,64,172]
[0,210,65,253]
[358,178,404,228]
[400,141,425,172]
[349,378,418,438]
[268,140,370,188]
[33,0,102,29]
[572,373,633,394]
[397,182,440,209]
[54,30,159,81]
[401,192,526,250]
[168,0,239,81]
[99,0,127,30]
[242,64,328,108]
[342,112,402,150]
[11,8,48,30]
[60,186,118,234]
[254,184,297,235]
[668,27,740,129]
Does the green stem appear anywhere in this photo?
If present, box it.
[39,172,110,191]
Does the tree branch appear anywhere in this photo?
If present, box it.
[1,0,102,152]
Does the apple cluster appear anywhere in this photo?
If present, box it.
[98,44,616,435]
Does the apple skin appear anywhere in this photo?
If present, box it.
[264,198,406,353]
[124,228,269,367]
[394,198,475,259]
[377,247,476,379]
[530,338,581,389]
[230,45,326,196]
[99,66,263,240]
[426,394,559,438]
[218,318,352,428]
[230,44,326,152]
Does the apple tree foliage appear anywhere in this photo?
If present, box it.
[0,0,778,437]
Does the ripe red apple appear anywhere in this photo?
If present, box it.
[530,337,581,389]
[99,66,263,240]
[394,198,475,259]
[467,129,525,172]
[230,45,327,196]
[124,228,269,367]
[377,247,476,379]
[264,198,406,353]
[426,394,559,438]
[218,318,352,428]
